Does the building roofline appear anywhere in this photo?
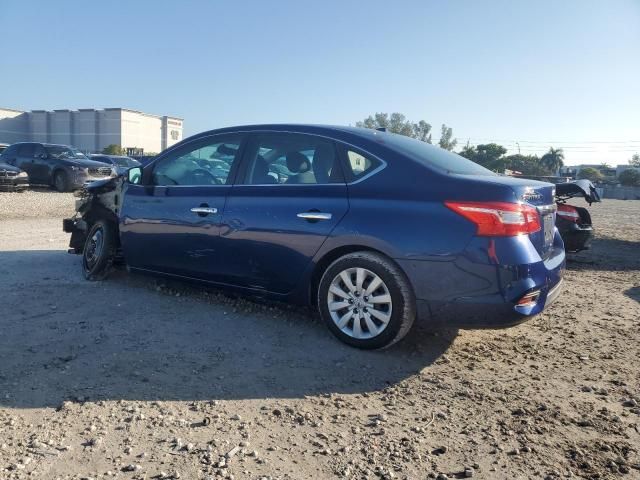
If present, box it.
[105,107,183,121]
[0,106,26,114]
[1,106,183,121]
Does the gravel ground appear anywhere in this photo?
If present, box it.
[0,192,638,480]
[0,189,75,220]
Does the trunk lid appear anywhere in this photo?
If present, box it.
[556,180,601,204]
[462,175,558,259]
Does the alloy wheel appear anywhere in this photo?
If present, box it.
[327,267,393,339]
[85,227,104,268]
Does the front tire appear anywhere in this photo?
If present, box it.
[82,219,117,281]
[318,252,416,349]
[53,171,69,192]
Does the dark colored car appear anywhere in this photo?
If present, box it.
[90,154,141,176]
[64,125,565,349]
[0,142,114,191]
[555,180,600,253]
[0,159,29,191]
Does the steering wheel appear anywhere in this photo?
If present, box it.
[190,168,222,185]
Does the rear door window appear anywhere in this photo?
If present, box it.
[240,133,344,185]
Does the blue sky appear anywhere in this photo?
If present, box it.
[1,0,638,165]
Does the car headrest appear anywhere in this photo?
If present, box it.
[286,151,310,173]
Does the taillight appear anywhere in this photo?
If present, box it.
[556,204,580,223]
[445,201,541,237]
[516,289,541,307]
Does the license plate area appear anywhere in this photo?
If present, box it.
[543,214,554,248]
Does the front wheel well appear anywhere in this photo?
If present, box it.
[309,245,388,306]
[83,205,120,247]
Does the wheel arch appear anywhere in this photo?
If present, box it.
[51,166,67,184]
[83,204,121,247]
[309,244,406,306]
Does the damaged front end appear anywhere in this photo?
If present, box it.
[63,177,123,254]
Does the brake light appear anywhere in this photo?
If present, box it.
[445,201,541,237]
[556,204,580,223]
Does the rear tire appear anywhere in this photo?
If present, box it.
[53,171,69,192]
[317,251,416,349]
[82,219,117,281]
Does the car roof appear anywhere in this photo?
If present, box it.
[187,124,386,144]
[5,142,72,147]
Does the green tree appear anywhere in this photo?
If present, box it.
[412,120,433,143]
[438,124,457,151]
[619,168,640,186]
[102,144,124,155]
[629,153,640,167]
[356,113,433,143]
[577,167,603,182]
[540,147,565,174]
[459,143,508,172]
[503,154,549,176]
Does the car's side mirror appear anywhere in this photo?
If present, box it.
[127,166,142,184]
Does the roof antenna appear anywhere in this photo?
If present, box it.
[376,127,387,132]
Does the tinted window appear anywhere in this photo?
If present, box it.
[241,133,342,185]
[153,136,242,186]
[18,144,35,157]
[381,133,496,176]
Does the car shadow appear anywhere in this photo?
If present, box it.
[565,235,640,272]
[0,249,456,409]
[624,286,640,304]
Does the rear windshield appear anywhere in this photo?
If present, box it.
[381,133,496,176]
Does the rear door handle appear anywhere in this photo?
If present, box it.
[191,206,218,216]
[297,212,332,221]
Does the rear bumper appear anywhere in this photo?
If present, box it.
[559,225,593,253]
[398,232,566,329]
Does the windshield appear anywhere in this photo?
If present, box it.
[111,156,140,168]
[46,146,88,160]
[381,133,496,176]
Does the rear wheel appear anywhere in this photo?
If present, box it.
[82,219,117,281]
[53,171,68,192]
[318,252,416,349]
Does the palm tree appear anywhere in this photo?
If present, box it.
[540,147,565,175]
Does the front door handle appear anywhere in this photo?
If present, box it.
[191,206,218,216]
[297,212,332,221]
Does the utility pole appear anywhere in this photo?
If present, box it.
[516,142,521,154]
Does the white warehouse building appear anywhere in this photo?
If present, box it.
[0,106,183,154]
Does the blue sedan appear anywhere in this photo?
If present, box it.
[64,125,564,349]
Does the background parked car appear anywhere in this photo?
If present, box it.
[555,179,600,253]
[0,158,29,191]
[90,154,140,176]
[0,142,114,191]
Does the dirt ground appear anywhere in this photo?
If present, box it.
[0,192,638,480]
